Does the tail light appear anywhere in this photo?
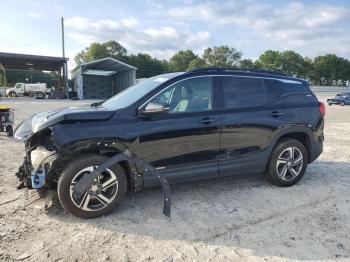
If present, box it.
[319,102,326,117]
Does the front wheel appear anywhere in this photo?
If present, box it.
[9,92,17,97]
[58,155,127,219]
[341,101,345,106]
[265,139,308,187]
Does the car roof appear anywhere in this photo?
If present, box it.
[151,68,306,85]
[182,68,305,83]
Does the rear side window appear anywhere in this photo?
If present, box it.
[221,76,265,108]
[221,76,307,109]
[264,79,306,101]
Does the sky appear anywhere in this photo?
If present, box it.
[0,0,349,70]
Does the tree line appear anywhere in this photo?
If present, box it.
[1,40,349,87]
[0,70,59,88]
[74,41,350,86]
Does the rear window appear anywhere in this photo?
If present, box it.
[264,79,306,100]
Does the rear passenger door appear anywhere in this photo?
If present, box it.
[217,76,286,177]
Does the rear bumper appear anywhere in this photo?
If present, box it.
[309,118,324,163]
[309,140,323,163]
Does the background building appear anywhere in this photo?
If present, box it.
[71,57,137,99]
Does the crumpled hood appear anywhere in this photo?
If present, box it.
[14,106,115,141]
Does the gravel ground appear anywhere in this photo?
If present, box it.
[0,95,350,262]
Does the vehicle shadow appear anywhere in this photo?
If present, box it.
[47,160,350,260]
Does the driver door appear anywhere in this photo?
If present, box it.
[16,84,25,95]
[135,76,221,186]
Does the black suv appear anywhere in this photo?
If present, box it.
[14,68,325,218]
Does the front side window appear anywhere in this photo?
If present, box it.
[150,77,213,114]
[101,72,183,110]
[221,76,265,109]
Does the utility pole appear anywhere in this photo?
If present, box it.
[0,63,7,87]
[61,17,68,97]
[3,69,7,87]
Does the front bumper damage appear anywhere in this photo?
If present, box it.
[16,146,56,190]
[13,107,172,217]
[16,147,172,217]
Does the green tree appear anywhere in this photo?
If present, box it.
[4,70,59,88]
[240,59,255,69]
[169,50,197,72]
[203,45,242,68]
[125,53,168,78]
[279,50,307,77]
[187,58,207,71]
[103,40,127,58]
[74,41,127,65]
[311,54,350,85]
[256,50,282,71]
[0,71,4,86]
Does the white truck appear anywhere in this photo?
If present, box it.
[6,83,51,99]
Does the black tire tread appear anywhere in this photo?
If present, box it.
[57,154,127,219]
[265,138,308,187]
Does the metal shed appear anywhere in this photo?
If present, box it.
[71,57,137,99]
[0,52,69,97]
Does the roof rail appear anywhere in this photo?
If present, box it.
[187,67,288,77]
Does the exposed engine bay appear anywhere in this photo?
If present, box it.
[14,107,171,218]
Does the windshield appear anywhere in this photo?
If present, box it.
[101,73,183,110]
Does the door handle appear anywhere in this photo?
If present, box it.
[199,117,216,124]
[271,111,284,117]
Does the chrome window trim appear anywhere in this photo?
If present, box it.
[138,74,303,111]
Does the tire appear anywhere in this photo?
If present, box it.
[57,155,127,219]
[328,103,332,106]
[341,101,345,106]
[36,92,45,99]
[6,125,13,137]
[9,92,17,97]
[265,138,308,187]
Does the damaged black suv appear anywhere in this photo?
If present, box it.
[15,68,325,218]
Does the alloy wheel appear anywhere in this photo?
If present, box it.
[276,147,304,181]
[69,166,119,211]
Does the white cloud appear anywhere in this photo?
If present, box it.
[120,17,138,28]
[28,12,44,19]
[65,16,211,60]
[64,1,350,62]
[163,1,350,58]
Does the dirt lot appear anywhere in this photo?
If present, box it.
[0,95,350,261]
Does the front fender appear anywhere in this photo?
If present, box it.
[53,138,144,193]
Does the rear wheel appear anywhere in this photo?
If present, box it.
[341,101,345,106]
[58,155,127,219]
[265,139,308,187]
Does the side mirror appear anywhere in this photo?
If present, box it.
[140,102,169,116]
